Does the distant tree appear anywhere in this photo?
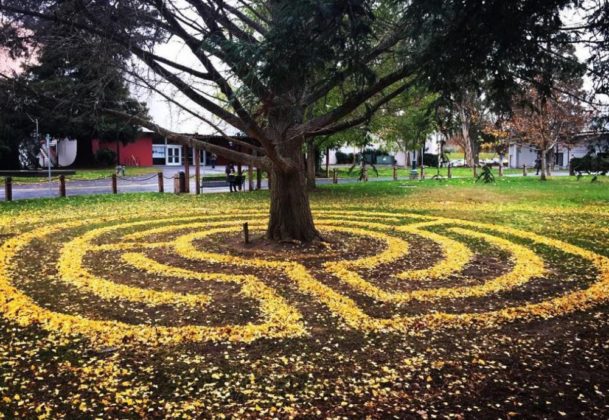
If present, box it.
[437,91,497,170]
[510,83,589,180]
[375,87,438,168]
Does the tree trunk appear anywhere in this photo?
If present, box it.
[540,149,548,181]
[265,103,320,242]
[498,153,504,176]
[325,148,330,178]
[306,138,316,190]
[459,106,476,169]
[266,139,321,242]
[267,164,320,242]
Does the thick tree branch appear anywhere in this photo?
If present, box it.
[296,67,416,136]
[304,82,415,137]
[103,108,267,168]
[303,27,409,106]
[210,0,268,35]
[126,70,266,154]
[152,1,272,143]
[157,0,270,101]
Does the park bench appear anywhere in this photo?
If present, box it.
[200,175,245,190]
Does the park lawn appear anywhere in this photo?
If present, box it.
[443,151,497,161]
[11,166,159,184]
[1,176,609,417]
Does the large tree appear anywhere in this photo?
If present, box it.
[0,0,594,241]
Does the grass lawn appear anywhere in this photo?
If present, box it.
[1,176,608,417]
[443,151,497,161]
[11,166,159,184]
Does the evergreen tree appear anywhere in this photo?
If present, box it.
[0,10,147,169]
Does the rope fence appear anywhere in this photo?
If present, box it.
[118,174,160,182]
[1,170,266,202]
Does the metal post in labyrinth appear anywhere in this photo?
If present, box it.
[243,222,250,244]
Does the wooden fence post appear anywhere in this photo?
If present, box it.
[4,177,12,202]
[522,164,528,176]
[195,148,201,195]
[498,163,504,177]
[111,174,118,194]
[447,164,452,179]
[59,175,66,197]
[472,166,478,178]
[174,171,186,194]
[392,166,398,181]
[183,145,190,193]
[158,172,164,193]
[333,169,338,184]
[248,164,254,191]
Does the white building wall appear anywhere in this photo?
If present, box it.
[508,142,594,169]
[508,144,539,169]
[329,134,442,167]
[328,150,338,165]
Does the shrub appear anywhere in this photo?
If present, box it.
[571,155,609,173]
[418,153,439,167]
[94,148,117,167]
[335,151,355,164]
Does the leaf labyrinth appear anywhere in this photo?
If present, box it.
[1,210,608,345]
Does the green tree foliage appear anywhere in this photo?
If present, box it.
[0,4,148,169]
[374,87,438,156]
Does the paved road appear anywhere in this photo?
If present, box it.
[2,166,573,202]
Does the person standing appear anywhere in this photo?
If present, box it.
[225,163,236,192]
[535,156,542,175]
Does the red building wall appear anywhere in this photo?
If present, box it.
[92,136,153,166]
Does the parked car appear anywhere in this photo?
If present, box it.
[449,159,466,167]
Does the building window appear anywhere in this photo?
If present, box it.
[152,145,165,159]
